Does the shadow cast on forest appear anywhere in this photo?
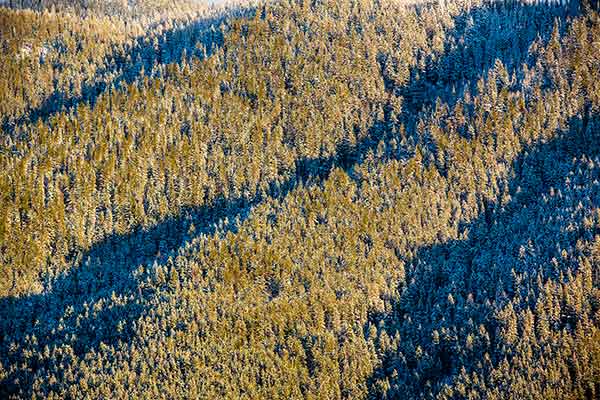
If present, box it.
[1,5,252,134]
[0,1,579,396]
[366,111,600,397]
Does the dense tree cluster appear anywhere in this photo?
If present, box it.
[4,0,230,19]
[1,0,600,399]
[0,0,241,131]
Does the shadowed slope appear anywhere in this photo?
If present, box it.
[1,6,252,134]
[0,1,579,397]
[368,107,600,398]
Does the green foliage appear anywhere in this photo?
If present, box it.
[1,0,600,399]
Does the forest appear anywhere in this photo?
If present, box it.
[1,0,600,398]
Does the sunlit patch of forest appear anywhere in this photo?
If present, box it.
[1,0,600,398]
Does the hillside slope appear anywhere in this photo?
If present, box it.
[1,0,600,399]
